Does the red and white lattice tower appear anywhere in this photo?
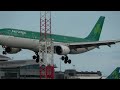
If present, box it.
[39,11,54,79]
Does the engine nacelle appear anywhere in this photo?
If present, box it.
[5,47,21,54]
[55,45,70,55]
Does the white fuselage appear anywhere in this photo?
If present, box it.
[0,35,96,54]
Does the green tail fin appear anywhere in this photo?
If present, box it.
[85,16,105,41]
[107,67,120,79]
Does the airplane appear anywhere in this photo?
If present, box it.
[0,16,120,64]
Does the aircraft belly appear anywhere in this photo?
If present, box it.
[70,46,95,54]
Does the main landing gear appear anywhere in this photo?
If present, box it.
[61,55,71,64]
[32,52,43,63]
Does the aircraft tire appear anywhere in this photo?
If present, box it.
[33,55,37,59]
[61,56,65,60]
[68,60,71,64]
[36,58,39,63]
[64,59,68,64]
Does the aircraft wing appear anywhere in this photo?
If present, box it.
[68,40,120,48]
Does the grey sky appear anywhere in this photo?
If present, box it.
[0,11,120,76]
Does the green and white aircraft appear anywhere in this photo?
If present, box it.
[0,16,119,64]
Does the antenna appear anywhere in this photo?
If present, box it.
[39,11,54,79]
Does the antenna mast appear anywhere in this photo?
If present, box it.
[39,11,54,79]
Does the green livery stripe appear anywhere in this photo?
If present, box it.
[0,28,87,43]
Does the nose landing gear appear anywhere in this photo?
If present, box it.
[32,52,43,63]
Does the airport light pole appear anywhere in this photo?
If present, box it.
[60,58,61,72]
[73,65,75,70]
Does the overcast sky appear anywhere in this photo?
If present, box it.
[0,11,120,76]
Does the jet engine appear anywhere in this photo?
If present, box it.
[5,47,21,54]
[55,45,70,55]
